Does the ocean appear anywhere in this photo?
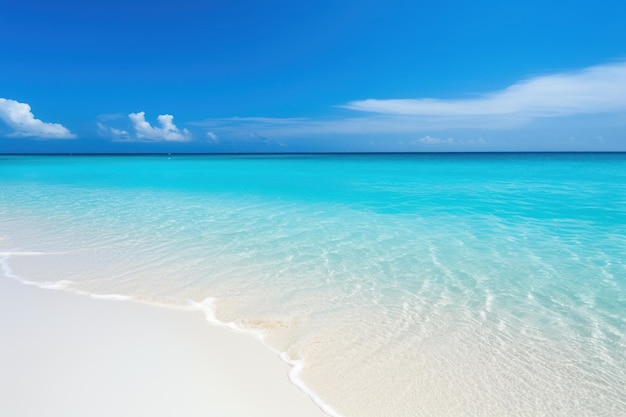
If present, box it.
[1,153,624,416]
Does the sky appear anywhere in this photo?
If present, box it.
[1,0,625,153]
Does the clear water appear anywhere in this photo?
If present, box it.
[1,153,625,416]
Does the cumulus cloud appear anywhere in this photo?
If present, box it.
[0,98,76,139]
[128,111,191,142]
[342,61,626,119]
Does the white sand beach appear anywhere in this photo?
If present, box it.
[0,271,328,417]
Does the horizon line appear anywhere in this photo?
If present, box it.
[1,151,626,156]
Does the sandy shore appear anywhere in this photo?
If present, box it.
[0,271,329,417]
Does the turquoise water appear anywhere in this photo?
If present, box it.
[1,153,625,416]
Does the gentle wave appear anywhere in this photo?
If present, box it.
[1,251,341,417]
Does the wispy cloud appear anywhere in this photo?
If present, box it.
[97,122,130,141]
[417,135,455,144]
[342,61,626,118]
[0,98,76,139]
[192,62,626,140]
[192,113,515,138]
[206,131,219,142]
[414,135,486,145]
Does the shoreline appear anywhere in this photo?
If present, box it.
[0,267,329,417]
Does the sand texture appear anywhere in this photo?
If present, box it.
[0,273,328,417]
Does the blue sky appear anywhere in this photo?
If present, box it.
[1,0,625,152]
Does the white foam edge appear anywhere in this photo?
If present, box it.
[0,253,73,290]
[0,253,133,300]
[283,353,344,417]
[1,252,343,417]
[186,297,344,417]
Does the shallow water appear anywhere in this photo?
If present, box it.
[1,153,625,416]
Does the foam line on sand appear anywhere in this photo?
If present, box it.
[0,269,329,417]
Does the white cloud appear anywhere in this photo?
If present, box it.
[111,127,130,138]
[414,136,486,146]
[342,61,626,119]
[97,122,130,140]
[190,61,626,142]
[128,111,191,142]
[417,135,455,144]
[191,113,509,138]
[206,131,218,142]
[0,98,76,139]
